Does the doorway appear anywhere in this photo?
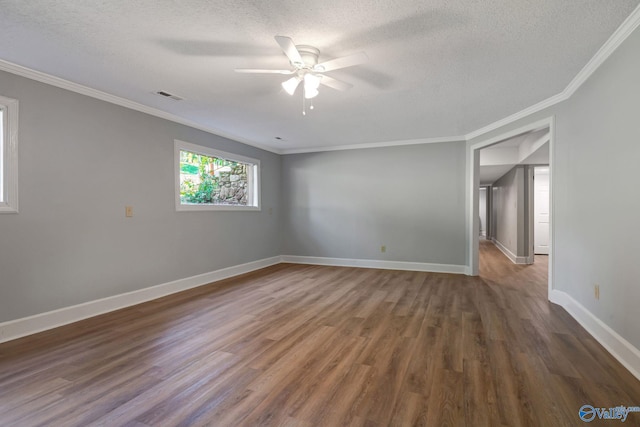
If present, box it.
[468,117,554,297]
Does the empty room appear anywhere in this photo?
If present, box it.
[1,1,640,426]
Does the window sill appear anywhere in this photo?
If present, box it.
[176,204,261,212]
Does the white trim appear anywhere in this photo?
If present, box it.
[1,3,639,156]
[0,254,469,343]
[0,59,281,155]
[548,117,555,295]
[0,95,18,213]
[548,289,570,306]
[563,3,640,98]
[0,256,281,344]
[465,4,640,142]
[0,58,464,156]
[177,204,261,212]
[465,93,566,141]
[280,136,465,155]
[277,5,640,158]
[6,252,640,388]
[466,145,480,275]
[174,139,261,211]
[549,290,640,381]
[281,255,467,274]
[469,117,553,151]
[491,239,528,265]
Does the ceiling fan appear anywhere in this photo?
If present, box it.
[235,36,367,112]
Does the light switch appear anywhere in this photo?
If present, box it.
[125,206,133,217]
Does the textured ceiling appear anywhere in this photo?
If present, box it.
[0,1,638,151]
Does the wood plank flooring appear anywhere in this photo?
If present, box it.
[1,241,639,426]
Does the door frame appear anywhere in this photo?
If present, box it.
[467,116,555,297]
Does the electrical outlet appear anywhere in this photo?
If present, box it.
[594,284,600,300]
[125,206,133,217]
[381,245,386,253]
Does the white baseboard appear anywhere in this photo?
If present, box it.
[0,254,468,344]
[5,251,637,386]
[0,256,281,344]
[491,239,528,264]
[549,290,640,381]
[281,255,467,275]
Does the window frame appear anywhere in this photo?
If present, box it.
[0,95,18,214]
[174,139,261,212]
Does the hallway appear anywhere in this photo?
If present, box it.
[479,238,548,300]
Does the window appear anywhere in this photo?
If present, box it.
[0,95,18,213]
[175,140,260,211]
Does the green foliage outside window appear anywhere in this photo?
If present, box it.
[179,150,249,205]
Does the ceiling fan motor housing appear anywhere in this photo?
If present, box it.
[294,45,320,69]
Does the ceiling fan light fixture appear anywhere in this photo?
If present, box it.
[304,87,319,99]
[303,73,321,99]
[304,73,321,90]
[282,76,302,95]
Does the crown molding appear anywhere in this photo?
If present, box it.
[465,3,640,142]
[286,3,640,150]
[0,59,282,155]
[464,92,567,141]
[1,3,639,154]
[564,3,640,98]
[280,135,465,155]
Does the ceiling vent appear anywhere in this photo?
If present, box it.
[154,91,183,101]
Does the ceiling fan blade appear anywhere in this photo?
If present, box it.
[234,68,295,74]
[319,75,353,91]
[274,36,304,67]
[315,52,368,72]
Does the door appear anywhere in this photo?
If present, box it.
[534,167,550,254]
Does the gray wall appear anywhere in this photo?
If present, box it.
[282,142,467,266]
[478,188,487,236]
[0,70,281,322]
[492,166,529,257]
[554,23,640,348]
[470,24,640,348]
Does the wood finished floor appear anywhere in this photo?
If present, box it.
[1,241,639,426]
